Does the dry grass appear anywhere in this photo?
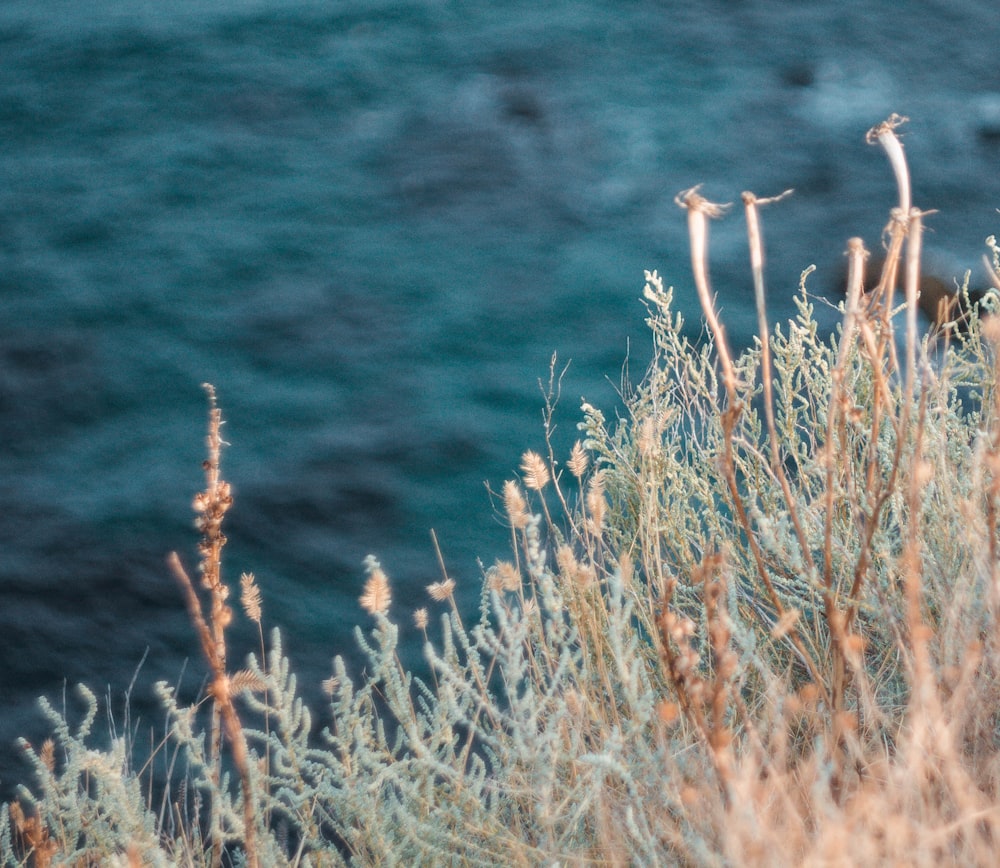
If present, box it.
[6,115,1000,865]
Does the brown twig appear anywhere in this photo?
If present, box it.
[675,187,738,401]
[866,114,911,218]
[169,385,257,868]
[677,185,831,707]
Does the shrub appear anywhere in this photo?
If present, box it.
[6,114,1000,866]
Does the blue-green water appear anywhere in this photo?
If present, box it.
[2,0,1000,795]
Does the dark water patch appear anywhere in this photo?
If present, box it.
[0,329,110,452]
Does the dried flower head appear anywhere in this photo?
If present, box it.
[520,450,550,491]
[556,544,577,576]
[586,470,607,532]
[230,669,267,694]
[555,545,594,585]
[488,559,522,593]
[241,572,262,624]
[426,578,455,602]
[567,441,589,478]
[503,480,530,529]
[360,556,392,615]
[413,608,429,630]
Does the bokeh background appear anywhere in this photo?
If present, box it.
[3,0,1000,795]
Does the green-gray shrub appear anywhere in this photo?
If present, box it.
[7,119,1000,866]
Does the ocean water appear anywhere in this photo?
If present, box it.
[3,0,1000,796]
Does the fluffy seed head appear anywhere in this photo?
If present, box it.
[427,578,456,602]
[555,545,595,586]
[567,441,589,478]
[913,459,934,487]
[360,557,392,615]
[586,471,607,532]
[520,450,550,491]
[556,544,577,576]
[488,560,522,592]
[241,572,262,624]
[503,480,530,529]
[230,669,266,694]
[983,315,1000,345]
[656,701,681,725]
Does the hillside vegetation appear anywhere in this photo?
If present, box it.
[6,115,1000,866]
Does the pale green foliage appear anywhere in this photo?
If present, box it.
[1,686,167,865]
[598,265,1000,701]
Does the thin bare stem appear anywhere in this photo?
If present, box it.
[833,239,872,630]
[867,114,911,218]
[902,389,934,733]
[818,239,872,700]
[743,189,793,412]
[903,208,926,402]
[170,552,258,868]
[742,190,808,533]
[673,187,830,703]
[676,186,738,402]
[840,237,868,369]
[744,189,830,669]
[171,386,257,868]
[540,355,585,542]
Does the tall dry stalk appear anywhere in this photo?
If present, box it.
[168,385,257,868]
[677,184,831,706]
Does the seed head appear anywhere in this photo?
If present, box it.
[360,556,392,615]
[426,578,456,602]
[567,441,589,478]
[503,480,530,529]
[520,450,550,491]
